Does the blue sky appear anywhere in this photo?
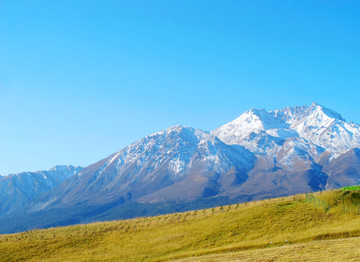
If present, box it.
[0,1,360,175]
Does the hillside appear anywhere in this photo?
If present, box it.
[1,189,360,261]
[3,103,360,233]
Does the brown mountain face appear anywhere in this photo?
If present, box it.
[320,149,360,189]
[219,154,328,201]
[33,126,255,212]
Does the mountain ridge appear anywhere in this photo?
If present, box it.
[2,103,360,233]
[213,102,360,154]
[33,125,254,210]
[0,165,82,216]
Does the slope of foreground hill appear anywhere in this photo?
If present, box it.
[1,189,360,261]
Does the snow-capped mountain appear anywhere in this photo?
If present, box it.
[36,126,254,210]
[2,103,360,233]
[0,165,82,215]
[213,102,360,155]
[212,103,360,193]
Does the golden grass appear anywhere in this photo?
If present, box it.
[1,190,360,261]
[176,237,360,261]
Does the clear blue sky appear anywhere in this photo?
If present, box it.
[1,1,359,175]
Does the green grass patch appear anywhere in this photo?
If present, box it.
[342,185,360,191]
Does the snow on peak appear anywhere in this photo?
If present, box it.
[212,107,295,153]
[310,102,344,121]
[230,108,288,130]
[49,165,81,172]
[88,125,253,181]
[279,103,344,123]
[213,103,360,153]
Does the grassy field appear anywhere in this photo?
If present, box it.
[177,237,360,261]
[1,189,360,261]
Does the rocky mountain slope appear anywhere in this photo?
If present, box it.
[212,102,360,194]
[0,165,82,216]
[2,103,360,233]
[34,126,254,211]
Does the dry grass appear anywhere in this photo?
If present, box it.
[0,190,360,261]
[176,237,360,261]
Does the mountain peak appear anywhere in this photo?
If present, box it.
[49,165,81,172]
[248,107,267,115]
[277,103,344,122]
[152,125,215,144]
[156,125,195,135]
[308,102,344,121]
[311,102,320,107]
[213,103,360,152]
